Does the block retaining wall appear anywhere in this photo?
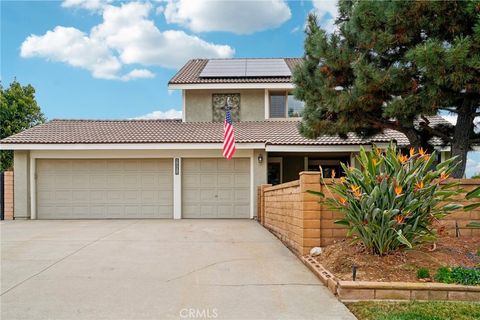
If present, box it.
[259,172,480,256]
[302,256,480,302]
[3,171,13,220]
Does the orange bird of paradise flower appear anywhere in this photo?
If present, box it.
[339,197,347,205]
[409,147,415,157]
[394,185,403,196]
[398,154,408,164]
[331,169,336,178]
[415,180,424,191]
[418,147,426,156]
[440,172,449,182]
[394,215,405,224]
[350,185,362,198]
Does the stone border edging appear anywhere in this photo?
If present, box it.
[301,255,480,302]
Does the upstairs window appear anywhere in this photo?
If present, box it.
[269,91,305,118]
[287,94,304,117]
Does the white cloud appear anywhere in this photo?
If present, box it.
[131,109,182,120]
[290,26,302,33]
[21,26,122,80]
[61,0,111,11]
[164,0,291,34]
[120,69,155,81]
[21,1,234,80]
[312,0,338,33]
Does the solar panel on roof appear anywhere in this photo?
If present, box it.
[199,59,291,78]
[199,59,246,77]
[245,59,291,77]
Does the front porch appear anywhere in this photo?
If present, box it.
[266,151,354,185]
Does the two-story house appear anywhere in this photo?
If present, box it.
[0,58,450,220]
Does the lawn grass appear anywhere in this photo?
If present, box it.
[346,301,480,320]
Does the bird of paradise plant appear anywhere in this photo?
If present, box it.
[309,143,462,255]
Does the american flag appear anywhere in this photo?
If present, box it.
[223,109,236,159]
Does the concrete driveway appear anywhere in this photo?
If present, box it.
[1,220,355,320]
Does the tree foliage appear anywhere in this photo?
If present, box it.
[294,0,480,178]
[0,80,45,171]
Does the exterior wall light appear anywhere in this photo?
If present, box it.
[257,154,264,163]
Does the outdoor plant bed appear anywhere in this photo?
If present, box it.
[302,236,480,302]
[316,236,479,283]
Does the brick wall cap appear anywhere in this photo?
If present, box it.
[338,280,480,292]
[264,180,300,192]
[299,171,322,176]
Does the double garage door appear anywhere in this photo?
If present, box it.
[36,158,250,219]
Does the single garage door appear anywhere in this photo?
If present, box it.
[37,159,173,219]
[182,158,250,218]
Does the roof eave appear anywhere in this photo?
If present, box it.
[168,82,295,90]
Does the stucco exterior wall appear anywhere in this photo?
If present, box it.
[13,150,30,219]
[184,89,265,122]
[253,149,268,217]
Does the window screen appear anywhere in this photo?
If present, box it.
[269,93,286,118]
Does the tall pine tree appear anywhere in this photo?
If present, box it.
[294,0,480,177]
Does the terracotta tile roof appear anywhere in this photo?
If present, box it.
[0,116,450,147]
[168,58,304,84]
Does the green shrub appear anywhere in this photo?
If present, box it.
[434,267,454,283]
[451,267,480,286]
[310,143,461,255]
[434,266,480,285]
[416,267,430,279]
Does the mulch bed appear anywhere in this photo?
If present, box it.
[315,236,480,282]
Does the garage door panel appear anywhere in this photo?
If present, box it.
[234,159,250,172]
[217,189,234,201]
[37,159,173,219]
[200,159,217,172]
[182,158,250,218]
[54,175,72,188]
[73,175,90,188]
[217,160,234,172]
[200,174,217,187]
[90,175,107,188]
[73,191,89,201]
[200,189,216,201]
[89,160,107,171]
[158,190,173,201]
[234,174,250,186]
[107,175,123,185]
[235,189,250,201]
[90,190,106,202]
[183,174,199,186]
[234,205,250,217]
[217,174,234,187]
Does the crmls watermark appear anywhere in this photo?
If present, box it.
[179,308,218,319]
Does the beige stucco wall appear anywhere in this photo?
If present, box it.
[14,150,30,219]
[184,89,265,122]
[253,149,268,217]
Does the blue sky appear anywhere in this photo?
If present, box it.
[2,0,479,176]
[1,0,322,120]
